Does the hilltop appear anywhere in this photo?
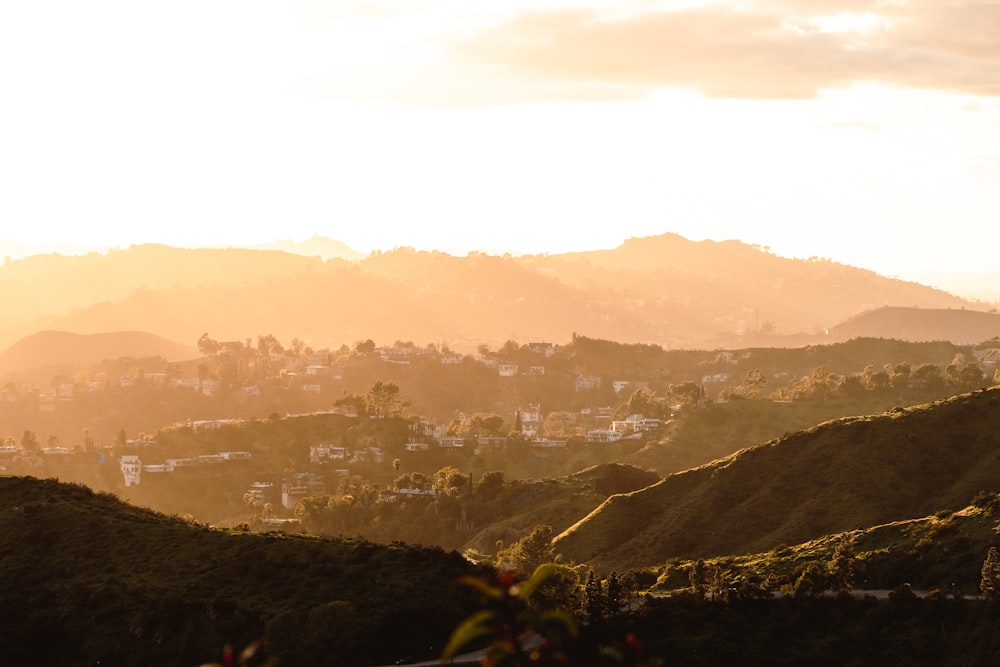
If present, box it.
[0,330,197,379]
[829,306,1000,344]
[0,476,481,666]
[554,387,1000,571]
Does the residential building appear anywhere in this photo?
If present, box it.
[120,455,141,487]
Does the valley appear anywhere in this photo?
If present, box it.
[2,240,1000,664]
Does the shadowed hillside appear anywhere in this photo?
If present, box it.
[554,387,1000,571]
[0,476,481,666]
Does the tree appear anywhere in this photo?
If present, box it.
[257,333,284,357]
[432,466,468,496]
[863,364,891,392]
[500,525,557,576]
[889,362,911,391]
[689,559,709,598]
[981,546,1000,600]
[197,333,219,357]
[605,570,624,616]
[838,374,866,398]
[829,539,856,593]
[669,381,703,409]
[626,387,660,417]
[474,471,505,502]
[334,393,367,417]
[530,563,582,614]
[584,570,606,624]
[794,561,830,598]
[20,430,39,451]
[453,413,506,438]
[738,369,768,399]
[366,381,408,419]
[911,364,945,393]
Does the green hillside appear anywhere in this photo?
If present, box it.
[0,476,481,666]
[555,387,1000,570]
[460,463,660,555]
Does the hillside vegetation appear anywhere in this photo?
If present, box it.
[555,387,1000,570]
[0,476,481,666]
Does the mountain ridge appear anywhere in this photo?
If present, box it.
[0,233,981,354]
[553,387,1000,571]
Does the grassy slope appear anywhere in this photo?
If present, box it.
[623,394,914,477]
[0,476,482,666]
[461,463,660,554]
[555,387,1000,571]
[726,499,1000,593]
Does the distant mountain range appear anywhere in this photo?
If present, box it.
[0,234,989,367]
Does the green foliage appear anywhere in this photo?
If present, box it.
[980,546,1000,600]
[498,524,557,576]
[793,561,830,598]
[366,380,409,418]
[556,388,1000,572]
[0,476,482,666]
[829,538,856,593]
[443,567,579,666]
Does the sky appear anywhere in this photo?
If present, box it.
[2,0,999,293]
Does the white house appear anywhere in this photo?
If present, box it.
[531,438,567,448]
[310,445,345,463]
[515,404,542,437]
[120,455,141,487]
[587,429,623,443]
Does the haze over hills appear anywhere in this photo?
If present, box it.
[247,235,367,261]
[554,387,1000,571]
[0,331,197,377]
[830,306,1000,345]
[0,234,983,359]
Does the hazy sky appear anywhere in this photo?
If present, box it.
[2,0,999,284]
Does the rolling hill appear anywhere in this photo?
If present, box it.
[553,387,1000,571]
[0,330,197,377]
[829,306,1000,344]
[0,476,481,666]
